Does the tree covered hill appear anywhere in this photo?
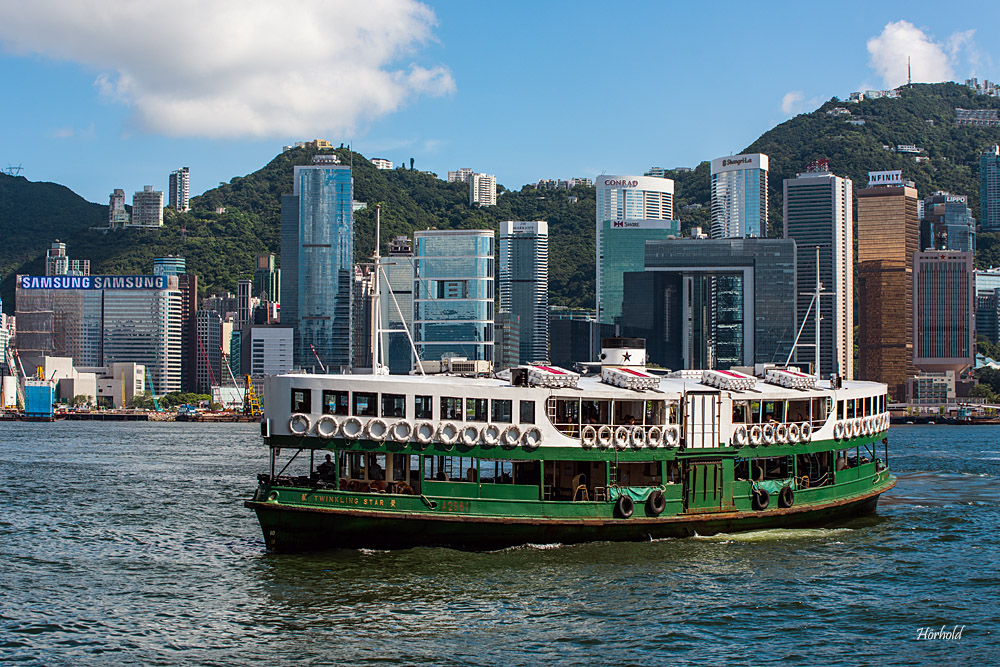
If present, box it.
[5,82,1000,313]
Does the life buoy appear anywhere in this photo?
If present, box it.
[614,426,630,450]
[734,425,748,447]
[630,426,645,449]
[390,420,412,443]
[414,421,435,445]
[762,423,775,446]
[787,422,800,442]
[482,424,501,447]
[366,418,388,442]
[501,424,521,449]
[288,413,311,436]
[778,485,795,508]
[521,427,542,451]
[314,415,338,439]
[834,421,844,440]
[852,419,862,438]
[646,426,663,448]
[775,423,788,444]
[615,494,634,519]
[341,416,363,439]
[597,425,613,449]
[460,425,481,447]
[437,422,458,446]
[581,425,598,449]
[749,425,763,447]
[866,416,875,435]
[799,421,812,443]
[664,425,680,448]
[647,489,666,516]
[752,487,770,511]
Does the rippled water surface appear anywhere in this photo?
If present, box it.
[1,422,997,665]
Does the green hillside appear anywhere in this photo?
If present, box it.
[5,81,1000,314]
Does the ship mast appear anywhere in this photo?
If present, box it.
[371,204,382,375]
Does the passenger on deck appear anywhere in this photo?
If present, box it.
[370,460,384,480]
[317,454,335,480]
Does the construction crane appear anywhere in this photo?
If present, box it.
[309,343,327,373]
[243,375,262,417]
[4,346,25,410]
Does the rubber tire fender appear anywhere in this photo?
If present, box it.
[752,487,770,511]
[615,494,634,519]
[778,485,794,508]
[647,489,666,516]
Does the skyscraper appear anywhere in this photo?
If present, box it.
[979,145,1000,231]
[131,186,164,228]
[280,158,353,371]
[857,170,919,400]
[413,229,494,364]
[379,236,415,374]
[252,253,281,307]
[922,192,976,253]
[913,251,974,376]
[595,174,678,325]
[710,153,769,238]
[153,256,198,392]
[783,165,854,378]
[499,221,548,364]
[469,173,497,206]
[169,167,190,212]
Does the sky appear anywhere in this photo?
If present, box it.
[1,0,999,205]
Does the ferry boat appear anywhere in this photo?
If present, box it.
[246,338,895,551]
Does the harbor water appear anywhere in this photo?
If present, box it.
[1,421,997,665]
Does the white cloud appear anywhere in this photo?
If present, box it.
[866,21,954,88]
[0,0,455,138]
[781,91,804,115]
[46,122,96,140]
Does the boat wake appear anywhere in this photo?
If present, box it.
[692,527,853,542]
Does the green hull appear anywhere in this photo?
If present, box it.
[246,477,895,552]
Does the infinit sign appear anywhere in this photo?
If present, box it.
[17,275,167,290]
[868,170,903,186]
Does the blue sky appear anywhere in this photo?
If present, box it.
[1,1,998,204]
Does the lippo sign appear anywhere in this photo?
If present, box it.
[868,170,903,186]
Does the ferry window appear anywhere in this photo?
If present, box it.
[382,393,406,418]
[837,400,844,419]
[353,392,377,416]
[581,399,610,424]
[392,453,408,481]
[554,399,579,426]
[836,449,860,470]
[480,458,514,483]
[415,395,433,419]
[749,455,791,481]
[346,452,365,479]
[322,390,349,416]
[615,461,661,487]
[441,397,463,420]
[512,460,541,485]
[787,400,809,422]
[519,400,535,424]
[750,401,762,423]
[667,401,679,424]
[367,453,386,480]
[466,398,488,422]
[864,397,872,416]
[424,455,474,482]
[762,401,781,423]
[491,399,512,423]
[291,388,311,413]
[644,400,665,426]
[732,401,749,424]
[847,400,856,419]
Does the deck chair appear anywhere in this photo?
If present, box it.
[572,474,589,501]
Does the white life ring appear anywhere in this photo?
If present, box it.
[581,425,598,449]
[800,421,812,442]
[366,418,388,442]
[834,421,844,440]
[630,426,645,449]
[437,422,459,446]
[414,421,435,445]
[314,415,338,439]
[664,425,680,448]
[614,426,630,450]
[647,426,663,448]
[852,418,862,438]
[787,422,800,442]
[597,425,613,449]
[289,413,311,436]
[501,424,521,449]
[341,416,363,439]
[775,423,788,444]
[461,425,481,447]
[482,424,501,447]
[749,425,763,446]
[866,416,875,435]
[390,420,412,443]
[521,427,542,450]
[762,422,776,445]
[733,425,748,447]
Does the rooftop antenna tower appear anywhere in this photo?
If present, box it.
[907,56,911,86]
[3,164,23,176]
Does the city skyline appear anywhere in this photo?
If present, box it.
[1,3,998,204]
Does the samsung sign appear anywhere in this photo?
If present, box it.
[868,170,903,186]
[18,275,166,290]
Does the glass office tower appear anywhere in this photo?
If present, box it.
[413,229,494,363]
[499,221,548,364]
[280,161,353,371]
[710,153,769,239]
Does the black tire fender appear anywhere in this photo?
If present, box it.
[751,487,770,511]
[647,490,666,516]
[615,494,634,519]
[778,485,794,508]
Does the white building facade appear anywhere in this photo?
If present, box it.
[469,173,497,206]
[169,167,190,212]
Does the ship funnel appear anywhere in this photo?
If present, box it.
[600,337,647,368]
